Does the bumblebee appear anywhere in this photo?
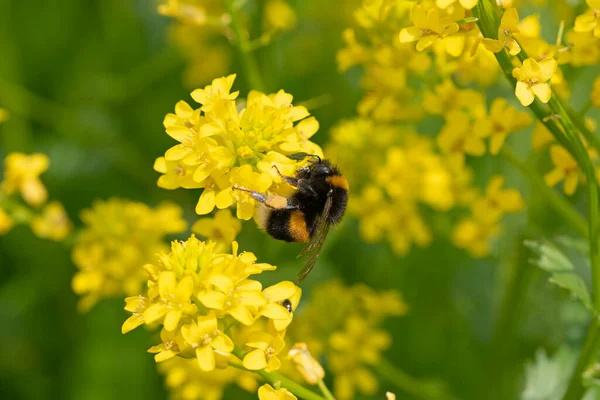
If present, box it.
[234,153,348,282]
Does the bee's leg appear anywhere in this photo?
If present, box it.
[233,186,298,210]
[272,165,299,187]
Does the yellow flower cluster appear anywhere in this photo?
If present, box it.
[333,1,532,257]
[71,198,187,311]
[0,152,72,240]
[453,176,524,257]
[289,280,407,400]
[155,74,322,220]
[0,108,8,124]
[122,235,302,379]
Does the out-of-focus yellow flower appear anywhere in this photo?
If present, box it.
[0,109,9,124]
[192,209,241,251]
[123,235,301,374]
[386,392,396,400]
[574,0,600,38]
[545,145,580,195]
[0,208,13,235]
[287,343,325,385]
[290,280,406,400]
[567,30,600,67]
[72,199,187,311]
[158,0,229,26]
[158,357,257,400]
[512,57,557,106]
[592,76,600,108]
[452,216,499,257]
[437,0,479,9]
[472,175,525,221]
[453,175,523,257]
[399,4,459,52]
[531,122,555,150]
[30,201,72,241]
[482,8,521,55]
[1,152,49,207]
[264,0,297,32]
[155,75,322,220]
[437,109,491,157]
[488,98,532,154]
[258,384,297,400]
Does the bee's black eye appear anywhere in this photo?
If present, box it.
[282,299,293,312]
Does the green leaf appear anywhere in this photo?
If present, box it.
[524,240,574,272]
[522,347,577,400]
[549,273,593,312]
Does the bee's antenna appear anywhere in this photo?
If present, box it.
[288,152,321,163]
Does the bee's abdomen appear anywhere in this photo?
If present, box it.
[266,209,310,243]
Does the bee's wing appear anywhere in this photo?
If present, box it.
[296,191,333,282]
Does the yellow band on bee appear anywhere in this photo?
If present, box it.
[326,175,349,191]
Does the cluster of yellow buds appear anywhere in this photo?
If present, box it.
[122,235,302,381]
[289,280,407,400]
[0,152,72,240]
[71,198,187,311]
[154,74,322,220]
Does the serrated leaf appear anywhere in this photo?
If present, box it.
[522,347,577,400]
[548,273,593,312]
[525,240,574,272]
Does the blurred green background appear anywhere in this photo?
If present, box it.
[0,1,596,399]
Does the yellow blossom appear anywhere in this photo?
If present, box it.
[0,208,13,235]
[437,109,491,157]
[192,209,242,251]
[512,57,557,106]
[72,199,187,311]
[472,175,525,222]
[574,0,600,38]
[531,122,555,150]
[156,75,322,220]
[258,384,297,400]
[482,8,521,55]
[437,0,479,10]
[157,0,229,26]
[545,145,580,195]
[263,0,297,32]
[1,152,49,207]
[287,343,325,385]
[123,235,300,373]
[453,216,499,257]
[30,201,72,241]
[386,392,396,400]
[399,4,460,52]
[181,312,234,371]
[487,98,532,154]
[566,30,600,67]
[243,332,286,372]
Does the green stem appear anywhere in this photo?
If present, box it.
[225,0,266,92]
[317,379,336,400]
[562,321,600,400]
[499,148,587,237]
[374,357,458,400]
[577,100,594,117]
[231,348,326,400]
[476,1,600,398]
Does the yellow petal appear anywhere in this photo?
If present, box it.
[143,304,167,324]
[564,173,579,195]
[164,310,182,331]
[460,0,479,9]
[544,168,564,187]
[243,349,268,370]
[196,346,216,371]
[515,81,534,106]
[532,83,551,103]
[263,281,298,301]
[211,333,234,353]
[227,305,254,325]
[261,303,290,320]
[416,35,437,51]
[121,315,144,334]
[399,26,422,43]
[538,58,557,82]
[502,8,519,29]
[482,38,505,53]
[196,189,216,215]
[215,188,235,209]
[197,290,227,310]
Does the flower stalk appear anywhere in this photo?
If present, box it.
[225,0,266,92]
[475,1,600,398]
